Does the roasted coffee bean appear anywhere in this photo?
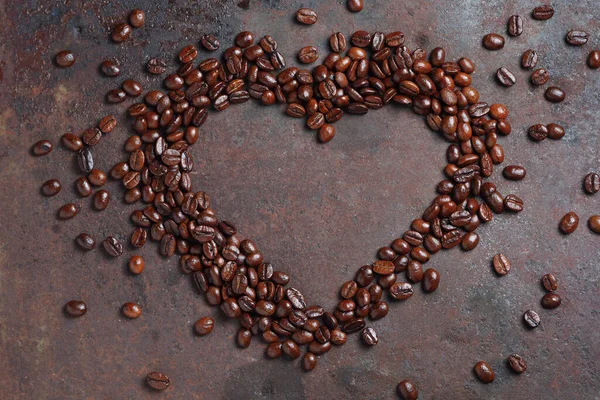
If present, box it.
[389,282,413,300]
[41,179,61,196]
[128,255,145,274]
[194,316,215,335]
[482,33,505,50]
[76,233,95,251]
[503,165,526,181]
[111,23,132,43]
[55,50,75,67]
[308,340,331,355]
[507,15,523,37]
[99,59,120,77]
[497,67,516,86]
[330,32,347,53]
[147,58,167,74]
[94,189,110,210]
[286,288,306,309]
[103,236,123,257]
[361,327,378,346]
[303,352,317,371]
[528,124,548,142]
[524,309,541,328]
[397,379,418,400]
[61,133,83,152]
[146,372,169,391]
[422,268,440,293]
[347,0,364,12]
[559,211,579,234]
[265,342,283,358]
[298,46,318,64]
[542,273,558,292]
[492,253,511,276]
[318,124,336,143]
[201,34,220,51]
[58,203,80,220]
[65,300,87,317]
[566,29,589,46]
[372,260,395,275]
[342,317,366,333]
[106,88,127,103]
[584,172,600,194]
[531,68,550,86]
[542,293,561,309]
[504,194,524,212]
[369,301,388,320]
[589,215,600,234]
[547,123,565,140]
[129,9,145,28]
[122,80,142,97]
[545,86,565,103]
[474,361,495,383]
[461,232,479,251]
[296,8,317,25]
[122,302,142,318]
[532,5,554,20]
[521,49,538,69]
[508,354,527,374]
[32,140,53,156]
[588,50,600,69]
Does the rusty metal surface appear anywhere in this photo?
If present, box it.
[0,0,599,398]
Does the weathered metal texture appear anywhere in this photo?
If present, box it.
[0,0,598,399]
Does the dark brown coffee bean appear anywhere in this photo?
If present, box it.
[147,58,167,75]
[111,23,132,43]
[461,232,479,251]
[482,33,505,50]
[521,49,538,69]
[302,352,317,371]
[194,316,215,335]
[342,317,366,333]
[351,30,371,47]
[286,288,306,310]
[41,179,61,196]
[542,273,558,292]
[58,203,80,220]
[474,361,495,383]
[103,236,123,257]
[559,211,579,234]
[32,140,53,156]
[106,88,127,104]
[60,133,82,152]
[330,32,347,52]
[397,379,418,400]
[532,5,554,20]
[76,233,95,251]
[100,59,120,77]
[128,255,144,274]
[318,124,336,143]
[146,372,169,391]
[65,300,87,317]
[389,282,413,300]
[584,172,600,194]
[296,8,317,25]
[201,34,220,51]
[566,29,589,46]
[122,302,142,318]
[503,165,526,181]
[504,194,524,212]
[508,354,527,374]
[531,68,550,86]
[361,327,378,346]
[94,189,110,210]
[497,67,516,86]
[524,310,541,328]
[588,215,600,233]
[128,9,145,28]
[372,260,395,275]
[545,86,565,103]
[588,50,600,69]
[122,79,142,97]
[347,0,364,12]
[542,293,561,309]
[507,15,523,37]
[298,46,318,64]
[492,253,511,276]
[422,268,440,293]
[528,124,548,142]
[547,123,565,140]
[55,50,75,67]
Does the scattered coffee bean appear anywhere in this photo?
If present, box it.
[461,232,479,251]
[497,67,516,86]
[128,255,145,274]
[61,133,83,151]
[474,361,495,383]
[75,177,92,197]
[347,0,364,12]
[583,172,600,194]
[76,233,95,250]
[112,23,132,43]
[100,59,120,76]
[147,58,167,74]
[146,372,170,391]
[528,124,548,142]
[492,253,511,276]
[530,68,550,86]
[122,79,142,97]
[482,33,505,50]
[88,168,107,186]
[559,211,579,234]
[541,273,558,292]
[55,50,75,67]
[318,124,336,142]
[129,9,145,28]
[503,165,526,181]
[544,86,565,103]
[78,148,94,173]
[330,32,347,53]
[532,5,554,20]
[397,379,418,400]
[298,46,319,64]
[194,316,215,335]
[106,88,127,104]
[547,123,565,140]
[361,327,378,346]
[508,354,527,374]
[504,194,524,212]
[103,236,124,257]
[303,352,317,371]
[541,293,561,309]
[201,34,220,51]
[296,8,317,25]
[58,203,80,220]
[389,282,413,300]
[587,215,600,233]
[523,310,541,328]
[521,49,538,69]
[122,302,142,318]
[94,189,110,210]
[32,140,53,156]
[422,268,440,293]
[65,300,87,317]
[507,15,523,37]
[41,179,61,196]
[588,50,600,69]
[566,29,589,46]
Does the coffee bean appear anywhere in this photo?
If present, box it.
[389,282,413,300]
[422,268,440,293]
[55,50,75,67]
[492,253,511,276]
[523,310,541,328]
[58,203,80,220]
[542,293,561,309]
[77,148,94,173]
[296,8,317,25]
[588,215,600,233]
[544,86,565,103]
[541,273,558,292]
[588,50,600,69]
[474,361,495,383]
[41,179,61,196]
[298,46,319,64]
[129,9,145,28]
[100,59,121,77]
[103,236,123,257]
[302,352,317,371]
[566,29,589,46]
[122,302,142,318]
[531,68,550,86]
[482,33,505,50]
[584,172,600,194]
[106,88,127,104]
[528,124,548,142]
[504,194,524,212]
[286,288,306,310]
[503,165,526,181]
[507,15,523,37]
[194,316,215,335]
[75,177,92,197]
[559,211,579,234]
[330,32,347,53]
[111,23,132,43]
[128,255,144,274]
[234,328,252,349]
[342,317,366,333]
[201,34,220,51]
[372,260,395,275]
[347,0,364,12]
[32,140,53,156]
[122,79,142,97]
[508,354,527,374]
[521,49,538,69]
[547,123,565,140]
[65,300,87,317]
[397,379,418,400]
[146,372,170,391]
[76,233,95,250]
[351,30,371,47]
[361,327,378,346]
[147,58,167,75]
[461,232,479,251]
[265,342,283,358]
[94,189,110,210]
[497,67,516,86]
[532,5,554,20]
